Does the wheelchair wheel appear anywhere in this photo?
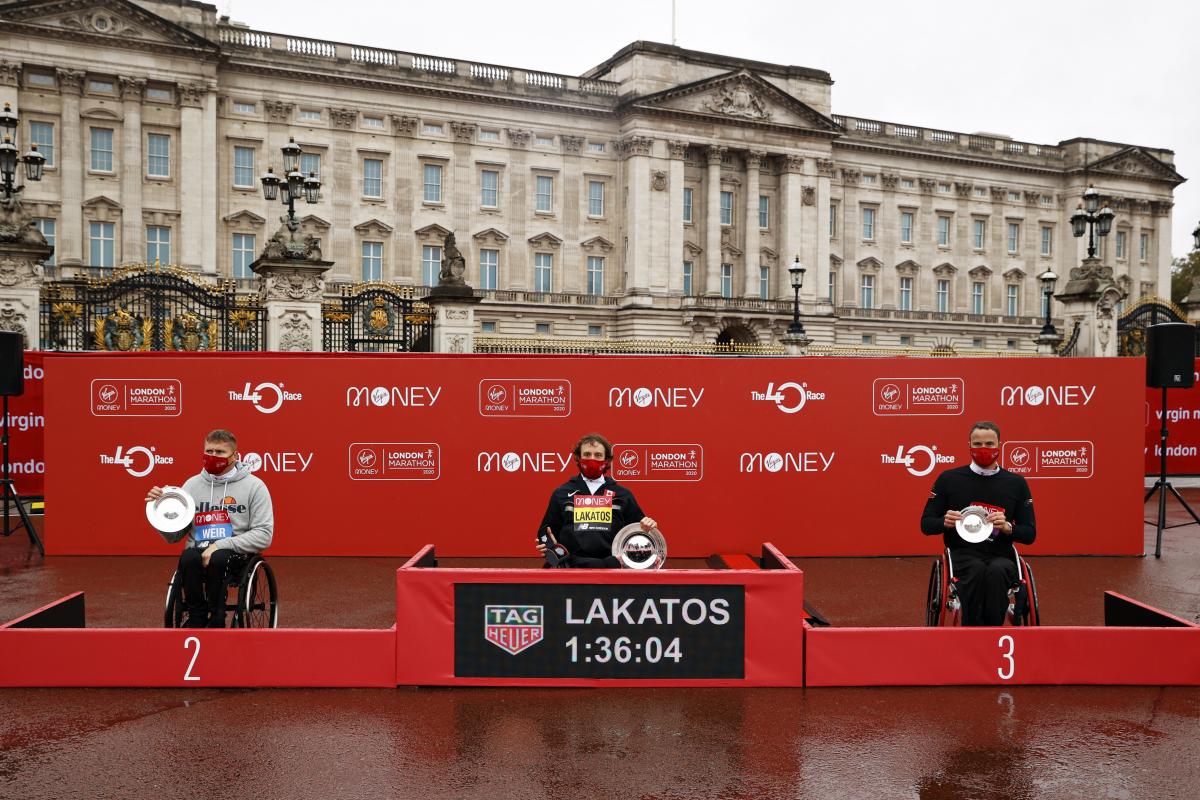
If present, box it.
[235,556,278,629]
[925,558,943,626]
[1023,560,1041,626]
[164,569,186,628]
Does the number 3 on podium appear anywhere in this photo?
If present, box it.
[996,634,1015,681]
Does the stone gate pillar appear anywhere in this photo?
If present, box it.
[0,200,53,348]
[423,231,480,353]
[251,227,333,352]
[1052,257,1123,357]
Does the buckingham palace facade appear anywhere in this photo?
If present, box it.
[0,0,1184,351]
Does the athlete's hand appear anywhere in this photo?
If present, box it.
[987,511,1012,534]
[943,510,963,530]
[535,527,556,555]
[201,545,217,567]
[640,517,657,531]
[145,486,164,503]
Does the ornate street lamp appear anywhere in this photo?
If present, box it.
[1192,221,1199,251]
[0,102,46,200]
[260,136,319,233]
[1038,268,1058,337]
[1070,184,1114,259]
[787,256,807,336]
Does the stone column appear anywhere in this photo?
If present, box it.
[839,167,861,305]
[200,83,218,274]
[424,269,481,354]
[778,154,804,298]
[704,145,725,296]
[56,69,85,266]
[742,150,763,297]
[0,61,18,112]
[666,140,687,295]
[506,129,530,288]
[179,84,205,271]
[815,158,835,310]
[119,77,145,265]
[1153,201,1173,298]
[1051,257,1123,357]
[252,240,333,352]
[0,232,51,348]
[620,136,654,297]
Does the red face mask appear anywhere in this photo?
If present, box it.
[578,458,608,480]
[970,446,1001,468]
[203,453,232,475]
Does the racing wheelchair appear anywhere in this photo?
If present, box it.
[164,552,278,628]
[925,544,1039,626]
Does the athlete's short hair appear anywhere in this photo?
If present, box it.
[205,429,237,447]
[969,421,1001,440]
[573,433,612,460]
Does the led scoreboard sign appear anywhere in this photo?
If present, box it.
[454,584,745,679]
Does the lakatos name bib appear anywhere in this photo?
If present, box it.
[572,494,613,535]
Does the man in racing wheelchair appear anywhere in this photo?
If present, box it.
[920,421,1036,626]
[146,429,274,628]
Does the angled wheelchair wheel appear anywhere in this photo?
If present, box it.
[164,569,186,628]
[235,556,278,629]
[1022,559,1041,626]
[925,558,943,627]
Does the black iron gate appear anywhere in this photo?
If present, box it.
[322,284,432,352]
[40,265,265,351]
[1117,296,1194,357]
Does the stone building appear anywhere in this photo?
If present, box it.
[0,0,1184,350]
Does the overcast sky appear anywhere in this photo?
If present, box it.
[227,0,1200,259]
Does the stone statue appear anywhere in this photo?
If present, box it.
[439,231,467,286]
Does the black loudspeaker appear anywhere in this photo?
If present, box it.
[1146,323,1196,389]
[0,332,22,397]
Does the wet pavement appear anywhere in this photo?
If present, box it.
[1,498,1198,799]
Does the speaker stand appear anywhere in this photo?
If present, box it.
[0,394,42,556]
[1144,386,1200,558]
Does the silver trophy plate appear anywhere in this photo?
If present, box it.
[146,486,195,534]
[612,523,667,570]
[955,505,994,544]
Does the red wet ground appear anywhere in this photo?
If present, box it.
[1,498,1198,799]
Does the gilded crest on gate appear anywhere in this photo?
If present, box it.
[364,296,394,337]
[94,307,152,351]
[166,311,218,351]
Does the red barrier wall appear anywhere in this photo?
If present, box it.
[9,351,44,497]
[1144,359,1200,474]
[45,353,1143,556]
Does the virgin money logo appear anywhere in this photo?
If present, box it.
[347,386,442,408]
[487,385,507,404]
[242,451,313,473]
[98,384,118,403]
[739,451,835,473]
[477,451,572,473]
[608,386,704,409]
[1000,385,1095,407]
[357,449,377,467]
[873,378,964,416]
[1002,440,1094,478]
[620,450,639,468]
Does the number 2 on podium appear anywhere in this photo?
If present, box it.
[997,634,1015,680]
[184,636,201,682]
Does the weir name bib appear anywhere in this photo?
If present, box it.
[194,509,234,543]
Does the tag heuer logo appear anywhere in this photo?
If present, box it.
[484,604,544,655]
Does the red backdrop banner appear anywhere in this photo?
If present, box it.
[44,353,1143,556]
[1144,359,1200,475]
[9,351,44,497]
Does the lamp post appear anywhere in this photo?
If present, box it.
[0,102,46,201]
[1193,221,1199,252]
[787,256,807,337]
[1070,184,1114,259]
[1038,268,1058,337]
[260,136,320,234]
